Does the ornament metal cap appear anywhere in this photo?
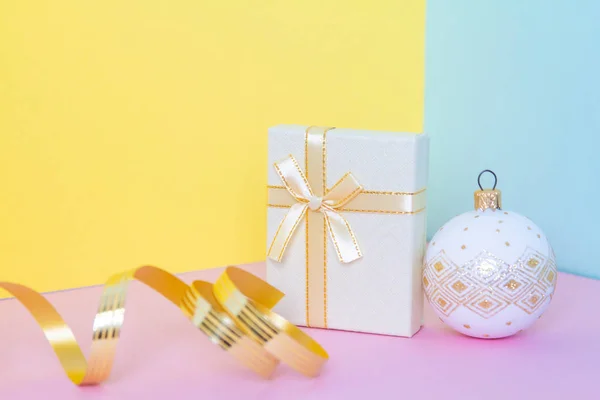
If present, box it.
[474,170,502,211]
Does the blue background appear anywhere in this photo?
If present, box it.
[425,1,600,278]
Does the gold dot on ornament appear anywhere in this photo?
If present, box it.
[463,324,471,329]
[537,234,541,238]
[483,334,490,338]
[432,241,436,246]
[464,227,468,231]
[505,241,510,247]
[496,229,500,233]
[498,220,504,224]
[461,245,466,250]
[504,212,508,215]
[527,226,532,230]
[474,215,480,219]
[506,321,512,326]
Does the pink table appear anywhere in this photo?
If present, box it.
[1,263,599,399]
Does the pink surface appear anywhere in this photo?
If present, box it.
[1,263,599,399]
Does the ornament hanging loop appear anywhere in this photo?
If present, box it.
[477,169,498,191]
[474,170,502,211]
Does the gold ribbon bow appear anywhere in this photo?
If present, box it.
[1,265,328,384]
[267,154,363,264]
[267,126,427,328]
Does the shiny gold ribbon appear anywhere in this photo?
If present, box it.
[0,265,328,384]
[214,267,329,377]
[267,126,427,328]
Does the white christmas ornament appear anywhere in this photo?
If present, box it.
[423,170,557,339]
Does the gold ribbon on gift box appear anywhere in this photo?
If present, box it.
[267,126,427,328]
[0,266,328,385]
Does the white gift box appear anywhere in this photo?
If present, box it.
[266,125,429,336]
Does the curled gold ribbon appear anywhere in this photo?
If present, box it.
[1,265,328,384]
[1,266,188,385]
[184,280,279,378]
[214,267,329,377]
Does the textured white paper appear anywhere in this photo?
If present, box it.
[266,125,429,336]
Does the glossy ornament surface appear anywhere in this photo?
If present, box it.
[423,171,556,339]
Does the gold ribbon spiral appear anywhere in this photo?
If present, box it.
[0,265,328,385]
[214,267,329,377]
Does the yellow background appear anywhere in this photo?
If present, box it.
[0,1,425,294]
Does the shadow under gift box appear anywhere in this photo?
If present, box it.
[266,125,429,337]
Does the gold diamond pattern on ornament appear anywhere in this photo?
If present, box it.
[434,262,444,272]
[527,258,539,268]
[543,259,558,286]
[422,269,436,298]
[505,279,521,290]
[518,248,546,279]
[546,270,555,284]
[494,273,533,300]
[429,288,459,317]
[536,260,558,291]
[465,291,509,319]
[530,295,539,304]
[441,274,478,301]
[515,284,547,315]
[479,299,493,309]
[453,281,467,293]
[427,251,456,281]
[425,248,556,319]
